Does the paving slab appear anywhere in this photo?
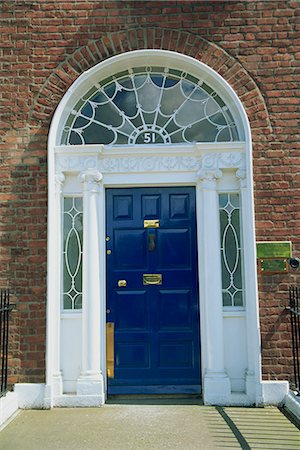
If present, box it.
[0,401,299,450]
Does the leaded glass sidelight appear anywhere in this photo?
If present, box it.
[219,194,244,307]
[61,67,239,146]
[63,197,83,310]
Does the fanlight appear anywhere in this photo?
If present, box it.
[61,67,239,146]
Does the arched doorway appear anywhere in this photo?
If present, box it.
[46,50,261,406]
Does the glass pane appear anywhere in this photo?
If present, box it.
[114,90,137,117]
[219,194,228,209]
[74,294,82,310]
[63,294,72,310]
[219,210,228,237]
[234,257,243,289]
[224,225,238,273]
[221,256,230,288]
[67,229,80,275]
[136,77,161,112]
[231,210,241,243]
[231,194,240,208]
[234,291,243,307]
[161,82,186,116]
[222,292,232,307]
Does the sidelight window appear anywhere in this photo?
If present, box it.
[62,197,83,310]
[219,193,244,307]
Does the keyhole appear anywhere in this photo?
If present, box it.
[148,233,156,252]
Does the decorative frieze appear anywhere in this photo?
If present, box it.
[56,147,246,175]
[99,155,200,172]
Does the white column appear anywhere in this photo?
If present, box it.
[45,172,64,407]
[197,168,231,404]
[77,169,104,403]
[236,169,262,403]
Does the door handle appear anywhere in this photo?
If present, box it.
[148,233,156,252]
[118,279,127,287]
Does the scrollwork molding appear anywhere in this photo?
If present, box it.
[56,149,246,175]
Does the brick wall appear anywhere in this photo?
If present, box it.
[1,0,299,385]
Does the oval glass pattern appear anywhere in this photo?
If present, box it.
[61,67,240,146]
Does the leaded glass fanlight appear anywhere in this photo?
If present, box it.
[61,67,239,146]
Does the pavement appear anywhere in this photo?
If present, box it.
[0,397,299,450]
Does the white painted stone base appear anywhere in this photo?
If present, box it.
[13,381,292,409]
[203,373,231,405]
[0,392,19,427]
[284,391,300,421]
[261,380,289,405]
[77,376,104,397]
[14,383,105,409]
[14,383,46,409]
[53,394,104,407]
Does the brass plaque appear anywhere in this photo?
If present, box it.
[106,322,114,378]
[143,274,162,285]
[256,241,292,258]
[144,219,160,228]
[259,258,288,274]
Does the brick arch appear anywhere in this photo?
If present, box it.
[32,27,272,135]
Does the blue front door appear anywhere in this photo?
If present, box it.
[106,187,201,394]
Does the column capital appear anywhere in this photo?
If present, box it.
[79,169,103,191]
[197,168,223,189]
[54,172,65,194]
[236,168,247,188]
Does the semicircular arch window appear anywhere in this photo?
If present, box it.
[61,67,240,146]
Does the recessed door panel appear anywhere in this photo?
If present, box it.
[114,229,148,269]
[170,194,189,219]
[159,342,193,368]
[116,342,150,368]
[106,187,200,394]
[142,195,161,218]
[158,290,192,331]
[113,195,133,220]
[116,291,148,331]
[157,229,191,269]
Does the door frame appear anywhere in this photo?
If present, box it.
[45,50,263,407]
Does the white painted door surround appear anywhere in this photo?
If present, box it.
[40,50,268,407]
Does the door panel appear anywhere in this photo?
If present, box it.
[158,290,192,330]
[114,229,148,269]
[157,229,191,268]
[106,187,201,394]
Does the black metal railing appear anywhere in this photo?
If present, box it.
[0,289,14,397]
[288,286,300,394]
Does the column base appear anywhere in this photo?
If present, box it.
[203,371,231,405]
[44,373,63,408]
[245,371,256,402]
[77,372,105,399]
[52,372,63,396]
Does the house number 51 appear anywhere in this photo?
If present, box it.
[144,132,156,143]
